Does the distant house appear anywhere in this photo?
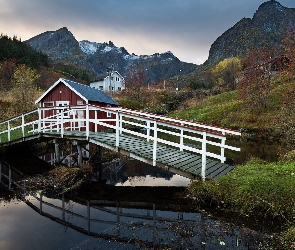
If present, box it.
[90,71,125,93]
[35,78,120,131]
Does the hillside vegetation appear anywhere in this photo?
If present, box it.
[171,71,293,130]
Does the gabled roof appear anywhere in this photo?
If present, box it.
[91,71,125,82]
[35,78,120,106]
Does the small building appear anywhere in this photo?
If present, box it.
[90,71,125,93]
[35,78,120,131]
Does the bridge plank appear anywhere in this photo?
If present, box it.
[172,156,202,170]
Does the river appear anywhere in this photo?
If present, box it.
[0,140,277,249]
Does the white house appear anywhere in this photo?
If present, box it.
[90,71,125,93]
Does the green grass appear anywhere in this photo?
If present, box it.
[0,127,33,143]
[189,158,295,245]
[171,77,295,130]
[190,158,295,218]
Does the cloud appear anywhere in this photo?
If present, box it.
[0,0,295,64]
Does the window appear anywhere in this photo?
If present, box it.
[43,102,54,107]
[56,101,70,118]
[107,104,111,117]
[118,87,121,91]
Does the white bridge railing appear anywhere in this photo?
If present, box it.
[0,105,241,180]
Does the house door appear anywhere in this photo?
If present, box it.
[56,101,69,130]
[77,101,85,130]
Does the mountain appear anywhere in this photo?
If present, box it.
[206,0,295,65]
[25,27,197,83]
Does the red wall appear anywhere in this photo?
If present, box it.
[39,82,118,132]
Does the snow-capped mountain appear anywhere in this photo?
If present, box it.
[25,27,197,82]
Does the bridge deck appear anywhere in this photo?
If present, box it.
[42,130,234,180]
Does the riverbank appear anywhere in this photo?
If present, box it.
[188,157,295,249]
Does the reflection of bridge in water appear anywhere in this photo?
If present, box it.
[0,157,263,249]
[0,105,241,180]
[23,191,250,249]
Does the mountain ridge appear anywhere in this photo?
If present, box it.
[206,0,295,65]
[25,27,196,83]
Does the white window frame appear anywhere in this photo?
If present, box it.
[56,101,70,118]
[107,104,111,118]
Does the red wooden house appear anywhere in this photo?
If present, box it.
[35,78,120,131]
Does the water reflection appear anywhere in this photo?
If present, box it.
[0,191,263,249]
[40,147,191,187]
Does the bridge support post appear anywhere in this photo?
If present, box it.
[77,142,83,166]
[53,139,60,164]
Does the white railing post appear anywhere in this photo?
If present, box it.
[119,113,123,135]
[61,110,64,138]
[147,120,151,142]
[201,132,207,181]
[7,121,10,141]
[38,108,42,132]
[221,133,226,163]
[95,110,98,132]
[152,121,157,166]
[86,105,89,139]
[116,112,120,148]
[22,114,25,137]
[179,127,184,151]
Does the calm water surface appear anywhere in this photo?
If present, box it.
[0,189,258,250]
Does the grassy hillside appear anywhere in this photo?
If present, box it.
[171,71,295,132]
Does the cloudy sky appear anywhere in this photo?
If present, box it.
[1,0,295,65]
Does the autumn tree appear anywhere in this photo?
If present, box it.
[239,47,279,113]
[276,89,295,156]
[124,65,147,102]
[0,59,18,91]
[281,29,295,75]
[10,64,42,113]
[211,57,242,90]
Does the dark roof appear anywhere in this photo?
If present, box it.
[62,78,119,105]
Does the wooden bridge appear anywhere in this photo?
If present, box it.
[0,105,241,180]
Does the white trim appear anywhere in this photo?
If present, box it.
[35,78,89,104]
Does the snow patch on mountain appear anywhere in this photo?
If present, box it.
[79,40,100,55]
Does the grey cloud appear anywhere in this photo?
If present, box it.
[0,0,295,64]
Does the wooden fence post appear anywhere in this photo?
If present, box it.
[54,139,60,163]
[94,110,98,132]
[147,120,151,142]
[38,108,42,132]
[116,112,120,148]
[152,121,157,166]
[22,114,25,137]
[201,132,207,181]
[77,142,83,166]
[180,126,184,152]
[86,105,89,139]
[221,133,226,163]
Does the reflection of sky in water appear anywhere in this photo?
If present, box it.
[0,196,129,249]
[116,174,190,187]
[0,193,257,249]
